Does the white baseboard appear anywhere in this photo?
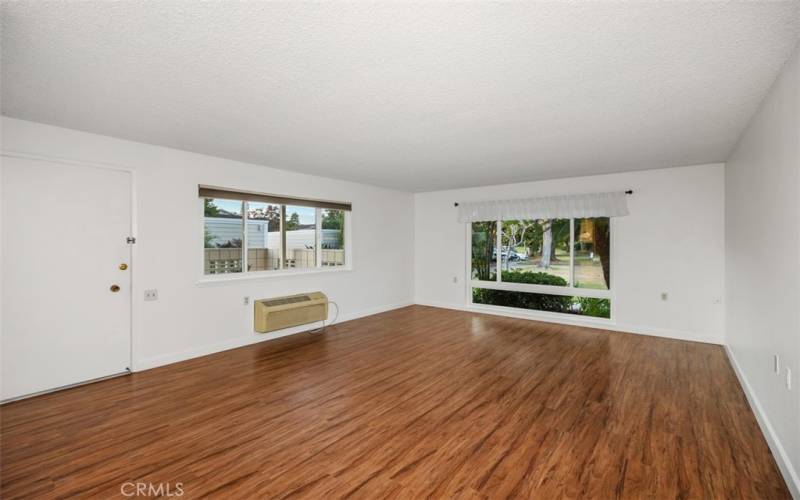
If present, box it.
[611,322,722,345]
[414,299,722,345]
[133,301,413,372]
[725,346,800,499]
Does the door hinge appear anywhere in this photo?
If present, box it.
[126,236,136,244]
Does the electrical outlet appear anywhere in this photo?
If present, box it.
[661,292,669,301]
[786,367,792,391]
[144,289,158,301]
[774,354,780,374]
[243,296,250,305]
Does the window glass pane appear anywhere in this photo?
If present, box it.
[247,201,281,271]
[500,219,570,286]
[472,288,611,319]
[204,198,243,274]
[573,217,610,290]
[471,221,496,281]
[285,205,316,269]
[321,209,345,266]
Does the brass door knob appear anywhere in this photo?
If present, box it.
[119,263,128,270]
[110,285,120,292]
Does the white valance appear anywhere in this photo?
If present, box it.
[457,191,629,223]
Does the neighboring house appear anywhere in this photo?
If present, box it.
[204,217,342,249]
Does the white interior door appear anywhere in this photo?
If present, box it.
[1,156,132,401]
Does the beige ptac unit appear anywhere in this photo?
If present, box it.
[254,292,329,333]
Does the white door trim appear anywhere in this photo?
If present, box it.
[1,149,138,377]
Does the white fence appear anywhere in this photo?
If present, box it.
[204,247,344,274]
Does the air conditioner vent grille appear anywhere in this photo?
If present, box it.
[261,295,311,307]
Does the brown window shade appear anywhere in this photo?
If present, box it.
[198,186,351,211]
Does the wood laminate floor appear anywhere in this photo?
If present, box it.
[0,305,789,499]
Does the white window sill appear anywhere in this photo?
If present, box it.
[197,266,353,286]
[468,302,615,328]
[470,279,611,299]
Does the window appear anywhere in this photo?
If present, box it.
[321,209,345,267]
[284,205,316,269]
[204,198,244,274]
[471,221,496,281]
[470,217,611,319]
[500,219,570,285]
[200,187,350,276]
[246,201,281,271]
[573,217,610,290]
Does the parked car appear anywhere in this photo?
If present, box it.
[493,247,528,261]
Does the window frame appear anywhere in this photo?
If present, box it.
[466,216,614,306]
[200,198,351,282]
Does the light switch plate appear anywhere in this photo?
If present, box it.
[144,289,158,301]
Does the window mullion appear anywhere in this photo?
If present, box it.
[240,201,248,273]
[569,218,575,288]
[315,208,322,268]
[496,218,502,283]
[280,205,286,269]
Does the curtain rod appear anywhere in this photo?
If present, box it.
[453,189,633,207]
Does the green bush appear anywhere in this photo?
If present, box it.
[574,297,611,319]
[472,271,611,319]
[500,271,567,287]
[473,271,571,313]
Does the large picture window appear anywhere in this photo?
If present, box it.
[201,187,350,276]
[470,217,611,318]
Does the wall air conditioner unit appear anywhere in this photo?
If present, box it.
[254,292,328,333]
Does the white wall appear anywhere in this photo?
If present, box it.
[0,117,415,372]
[725,46,800,496]
[414,164,726,344]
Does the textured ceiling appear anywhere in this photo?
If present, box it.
[2,1,799,191]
